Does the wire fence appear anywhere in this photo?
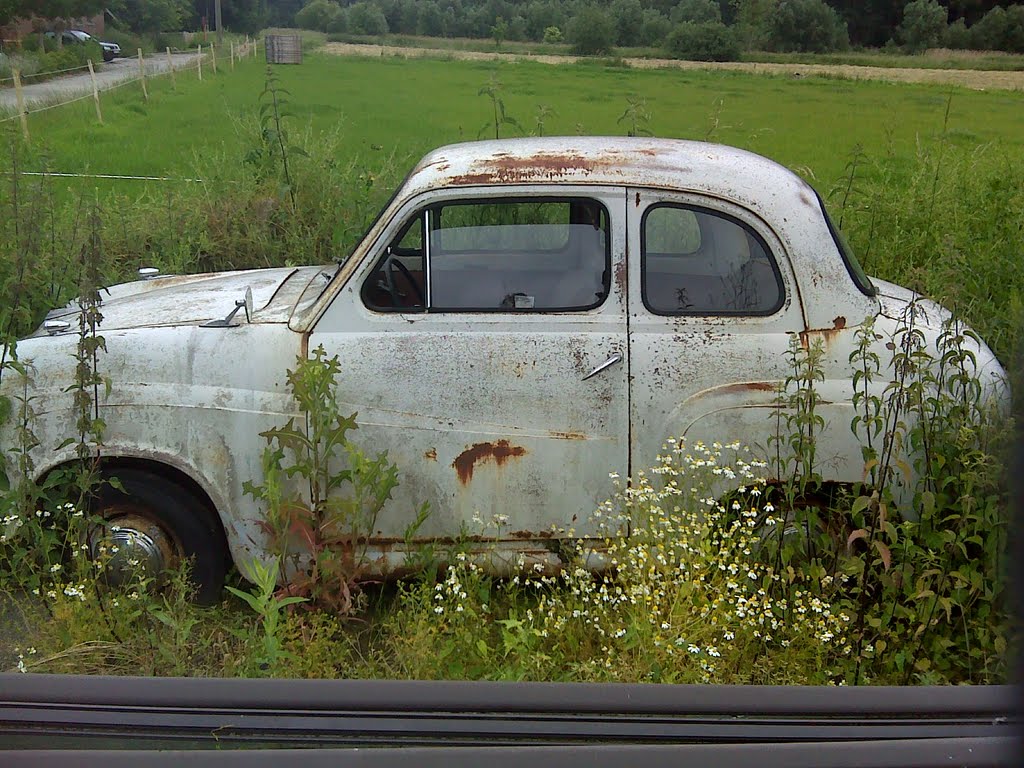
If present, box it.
[0,37,260,136]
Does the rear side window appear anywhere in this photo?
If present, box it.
[641,204,784,316]
[362,198,610,313]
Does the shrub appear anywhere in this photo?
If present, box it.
[566,6,616,55]
[670,0,722,25]
[346,2,390,37]
[897,0,948,53]
[970,4,1024,53]
[767,0,850,53]
[944,18,972,50]
[103,27,146,55]
[295,0,341,33]
[638,10,672,47]
[542,25,563,44]
[665,21,740,61]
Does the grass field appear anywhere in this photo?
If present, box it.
[16,50,1024,184]
[1,48,1021,684]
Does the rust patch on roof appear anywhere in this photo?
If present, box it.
[449,151,599,186]
[453,440,527,484]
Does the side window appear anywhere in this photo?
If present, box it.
[430,199,609,311]
[362,198,610,313]
[642,204,784,315]
[361,216,427,312]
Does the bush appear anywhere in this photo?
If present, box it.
[897,0,948,53]
[970,5,1024,53]
[665,21,740,62]
[944,17,972,50]
[347,1,389,36]
[670,0,722,25]
[639,9,672,47]
[295,0,341,33]
[566,6,616,55]
[767,0,849,53]
[103,26,146,55]
[542,26,563,44]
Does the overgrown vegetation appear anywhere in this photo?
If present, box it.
[0,52,1019,684]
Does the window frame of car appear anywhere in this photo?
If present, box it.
[639,201,787,318]
[360,194,613,315]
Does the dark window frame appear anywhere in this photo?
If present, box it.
[640,202,786,318]
[361,196,613,315]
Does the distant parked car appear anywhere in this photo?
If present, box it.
[44,29,120,62]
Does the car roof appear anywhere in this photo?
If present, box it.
[405,137,816,212]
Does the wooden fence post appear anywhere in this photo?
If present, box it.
[211,42,217,74]
[137,48,149,102]
[12,69,29,142]
[230,41,235,70]
[197,44,203,81]
[87,60,103,124]
[166,47,176,91]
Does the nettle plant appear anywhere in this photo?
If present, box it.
[244,345,422,613]
[764,307,1010,684]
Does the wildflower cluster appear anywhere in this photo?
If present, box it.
[525,440,851,681]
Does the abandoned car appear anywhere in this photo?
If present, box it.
[1,137,1008,601]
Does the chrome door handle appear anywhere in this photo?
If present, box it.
[582,353,622,381]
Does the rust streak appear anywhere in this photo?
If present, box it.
[453,440,527,485]
[717,381,777,396]
[614,260,627,294]
[550,430,587,441]
[799,316,849,350]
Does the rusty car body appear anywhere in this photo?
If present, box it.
[1,137,1008,599]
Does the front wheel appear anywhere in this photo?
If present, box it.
[89,469,228,605]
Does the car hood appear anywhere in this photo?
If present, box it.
[36,266,330,335]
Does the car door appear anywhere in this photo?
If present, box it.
[626,189,806,480]
[308,186,629,551]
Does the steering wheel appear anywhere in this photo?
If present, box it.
[382,251,425,308]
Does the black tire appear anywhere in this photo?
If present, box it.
[93,468,228,605]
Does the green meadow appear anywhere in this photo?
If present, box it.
[16,52,1024,184]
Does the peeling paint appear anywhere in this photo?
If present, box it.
[424,447,437,461]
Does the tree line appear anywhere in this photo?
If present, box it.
[291,0,1024,58]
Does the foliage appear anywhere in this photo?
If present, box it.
[225,559,308,674]
[969,5,1024,53]
[766,0,850,53]
[295,0,341,33]
[671,0,723,25]
[477,73,523,140]
[542,25,563,44]
[242,345,414,613]
[665,21,740,61]
[896,0,948,53]
[566,6,616,56]
[107,0,190,35]
[246,66,307,211]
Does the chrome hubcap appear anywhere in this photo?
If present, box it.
[90,512,178,587]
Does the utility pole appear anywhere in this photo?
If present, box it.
[215,0,224,46]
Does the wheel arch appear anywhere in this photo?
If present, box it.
[38,455,233,567]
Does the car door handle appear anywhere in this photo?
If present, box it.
[581,354,622,381]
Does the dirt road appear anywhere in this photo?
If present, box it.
[321,42,1024,92]
[0,52,200,114]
